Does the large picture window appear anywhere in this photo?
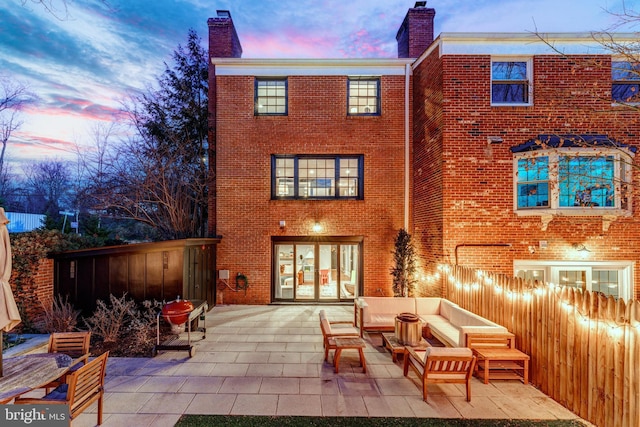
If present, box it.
[491,59,531,105]
[514,150,632,214]
[272,155,363,199]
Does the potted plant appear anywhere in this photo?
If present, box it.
[390,228,417,297]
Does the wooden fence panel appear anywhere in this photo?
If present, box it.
[444,264,639,427]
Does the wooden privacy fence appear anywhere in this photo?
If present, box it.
[442,264,640,427]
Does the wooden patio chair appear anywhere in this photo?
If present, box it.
[318,310,359,362]
[15,351,109,426]
[403,346,476,403]
[43,331,92,392]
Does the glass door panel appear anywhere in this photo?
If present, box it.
[275,244,294,299]
[319,244,337,300]
[295,244,315,300]
[339,244,359,299]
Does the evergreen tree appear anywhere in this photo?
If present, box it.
[391,228,417,297]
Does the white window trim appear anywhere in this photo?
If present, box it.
[514,260,634,301]
[513,147,634,218]
[491,57,533,107]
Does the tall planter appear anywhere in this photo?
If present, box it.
[390,228,417,297]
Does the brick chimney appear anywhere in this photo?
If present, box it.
[396,1,436,58]
[207,10,242,237]
[208,10,243,58]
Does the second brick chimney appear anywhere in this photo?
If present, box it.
[396,2,436,58]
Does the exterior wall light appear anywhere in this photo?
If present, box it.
[572,243,591,258]
[312,222,322,233]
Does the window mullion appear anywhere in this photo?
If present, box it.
[549,153,559,209]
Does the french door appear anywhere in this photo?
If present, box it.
[273,239,361,302]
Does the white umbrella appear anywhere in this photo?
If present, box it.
[0,207,21,376]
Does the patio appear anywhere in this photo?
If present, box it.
[59,304,586,426]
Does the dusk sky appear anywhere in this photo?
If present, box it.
[0,0,636,172]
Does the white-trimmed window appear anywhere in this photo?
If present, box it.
[514,148,633,215]
[491,59,532,105]
[515,261,633,300]
[612,61,640,104]
[348,77,380,115]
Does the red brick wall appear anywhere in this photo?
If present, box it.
[12,258,54,331]
[415,53,640,298]
[412,46,445,297]
[215,74,408,303]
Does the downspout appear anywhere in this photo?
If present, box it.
[404,63,411,230]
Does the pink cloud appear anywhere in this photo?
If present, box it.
[23,96,125,122]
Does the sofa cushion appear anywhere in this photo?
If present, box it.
[361,297,415,324]
[414,298,442,316]
[428,321,460,347]
[438,299,459,321]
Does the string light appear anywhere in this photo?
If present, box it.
[436,264,638,335]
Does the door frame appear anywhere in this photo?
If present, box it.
[271,236,363,302]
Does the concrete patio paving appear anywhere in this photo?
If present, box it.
[66,304,587,426]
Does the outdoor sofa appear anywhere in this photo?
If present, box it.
[354,296,509,347]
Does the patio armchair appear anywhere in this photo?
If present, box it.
[43,331,92,392]
[403,346,476,403]
[318,310,359,362]
[14,351,109,426]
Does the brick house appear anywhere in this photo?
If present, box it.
[208,4,640,304]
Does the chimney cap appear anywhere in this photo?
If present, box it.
[414,1,427,7]
[216,10,231,18]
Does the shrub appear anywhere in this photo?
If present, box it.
[41,295,81,333]
[84,293,161,356]
[84,294,137,343]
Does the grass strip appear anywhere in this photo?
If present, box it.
[176,415,587,427]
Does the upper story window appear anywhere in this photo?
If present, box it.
[512,135,634,216]
[491,59,532,105]
[612,61,640,103]
[272,155,363,200]
[348,77,380,116]
[255,78,287,115]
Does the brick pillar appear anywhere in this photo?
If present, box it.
[207,11,243,237]
[396,3,436,58]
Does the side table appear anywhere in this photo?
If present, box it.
[381,332,430,362]
[473,347,530,384]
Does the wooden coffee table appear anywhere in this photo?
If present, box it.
[473,347,530,384]
[381,332,430,362]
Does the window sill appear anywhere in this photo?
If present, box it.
[491,103,532,107]
[515,209,630,231]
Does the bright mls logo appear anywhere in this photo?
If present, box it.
[2,405,68,426]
